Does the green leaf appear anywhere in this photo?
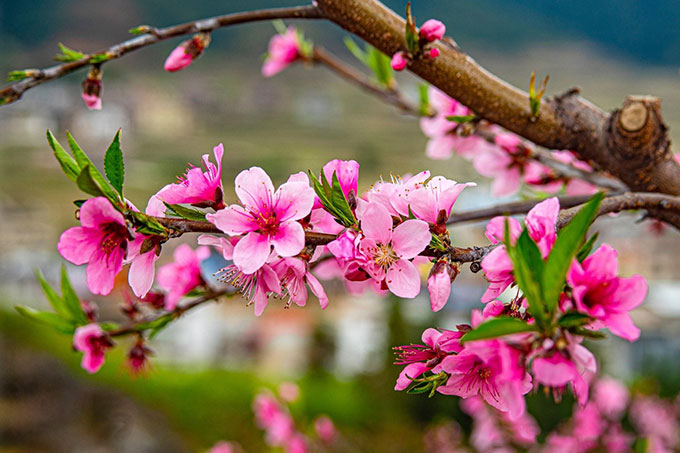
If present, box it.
[557,312,593,328]
[446,114,476,124]
[130,211,167,236]
[46,130,80,181]
[365,46,393,87]
[418,84,430,116]
[15,306,76,334]
[89,53,110,64]
[104,129,124,196]
[542,193,604,313]
[633,437,649,453]
[507,227,547,325]
[77,165,107,197]
[460,317,537,344]
[67,131,122,204]
[99,321,121,331]
[272,19,288,35]
[344,37,368,64]
[576,232,599,262]
[60,265,88,324]
[330,172,357,226]
[164,203,207,221]
[35,269,70,319]
[129,25,150,35]
[54,43,85,62]
[7,70,28,82]
[571,327,606,339]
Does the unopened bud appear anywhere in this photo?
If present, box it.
[164,32,211,72]
[391,51,409,71]
[81,65,102,110]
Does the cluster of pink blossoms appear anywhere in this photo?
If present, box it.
[391,19,446,70]
[393,197,647,420]
[253,384,337,453]
[421,86,598,197]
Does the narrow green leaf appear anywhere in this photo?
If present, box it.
[77,165,106,197]
[344,37,367,64]
[330,172,357,227]
[366,46,393,87]
[460,317,537,344]
[571,327,606,339]
[46,130,80,181]
[308,170,332,208]
[557,312,593,328]
[576,232,599,263]
[7,70,28,82]
[131,211,167,236]
[418,84,430,116]
[89,53,110,64]
[272,19,288,35]
[60,265,88,324]
[164,202,207,221]
[67,131,122,204]
[149,315,175,339]
[104,129,124,196]
[99,321,121,331]
[54,43,85,62]
[15,306,76,334]
[35,269,70,319]
[633,437,649,453]
[508,228,546,323]
[65,130,89,168]
[446,115,476,124]
[542,193,604,313]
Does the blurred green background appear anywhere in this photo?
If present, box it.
[2,1,680,451]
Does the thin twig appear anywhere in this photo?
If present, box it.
[0,5,323,105]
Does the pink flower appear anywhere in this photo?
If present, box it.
[271,257,329,310]
[126,234,162,298]
[81,92,101,110]
[572,403,605,443]
[254,393,285,428]
[217,259,282,316]
[262,27,302,77]
[210,441,237,453]
[58,197,129,295]
[285,434,308,453]
[438,339,532,419]
[394,327,463,390]
[552,150,599,196]
[360,171,430,218]
[357,203,431,298]
[427,260,459,312]
[321,159,359,197]
[593,377,629,419]
[314,416,336,443]
[207,168,315,274]
[81,67,102,110]
[472,132,536,196]
[278,382,300,403]
[73,323,113,373]
[568,244,647,341]
[164,33,210,72]
[531,334,596,406]
[156,244,210,310]
[391,51,408,71]
[419,19,446,41]
[428,48,440,59]
[153,143,224,208]
[480,197,559,302]
[421,87,471,138]
[409,176,475,225]
[630,396,679,450]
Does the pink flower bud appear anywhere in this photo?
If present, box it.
[73,323,113,373]
[428,48,440,59]
[81,66,102,110]
[419,19,446,42]
[127,340,152,375]
[391,51,409,71]
[314,416,337,443]
[164,33,210,72]
[427,260,459,312]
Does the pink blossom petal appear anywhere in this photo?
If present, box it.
[128,250,159,298]
[392,219,431,259]
[234,167,275,212]
[233,232,271,274]
[360,203,393,244]
[428,270,451,312]
[207,204,258,235]
[421,328,442,348]
[80,197,125,228]
[271,221,305,257]
[274,181,315,222]
[386,259,421,298]
[57,227,98,265]
[604,312,641,342]
[395,362,430,390]
[306,273,329,309]
[86,248,123,295]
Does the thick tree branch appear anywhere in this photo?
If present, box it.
[314,0,680,196]
[0,5,322,105]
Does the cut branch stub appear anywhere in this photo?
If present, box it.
[607,96,673,193]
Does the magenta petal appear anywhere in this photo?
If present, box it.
[532,355,573,387]
[86,248,123,295]
[234,167,275,212]
[392,219,431,259]
[306,273,329,309]
[421,328,442,348]
[386,259,421,298]
[80,197,125,228]
[428,270,451,312]
[582,244,619,281]
[57,226,98,265]
[274,181,315,222]
[128,250,159,298]
[207,204,258,235]
[360,203,393,244]
[271,221,305,257]
[233,232,271,275]
[605,312,640,342]
[395,362,430,390]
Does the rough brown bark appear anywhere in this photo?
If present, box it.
[315,0,680,196]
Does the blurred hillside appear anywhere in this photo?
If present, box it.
[2,0,679,67]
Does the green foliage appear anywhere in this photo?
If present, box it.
[46,130,79,181]
[418,84,430,116]
[576,232,599,262]
[529,71,549,118]
[506,226,547,327]
[344,38,394,87]
[164,202,207,221]
[308,169,357,228]
[557,312,593,328]
[446,115,477,124]
[130,211,167,236]
[7,70,29,82]
[14,306,76,334]
[89,53,110,64]
[128,25,150,35]
[404,3,419,54]
[54,43,85,62]
[103,129,125,196]
[460,316,537,344]
[542,192,603,312]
